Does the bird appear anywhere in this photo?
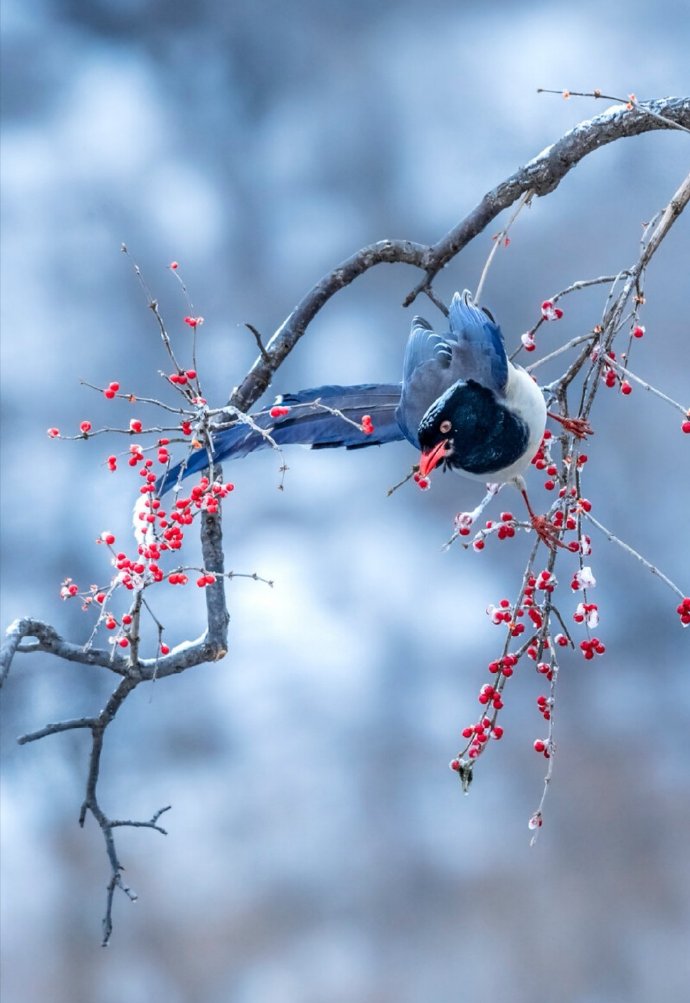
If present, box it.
[158,291,559,543]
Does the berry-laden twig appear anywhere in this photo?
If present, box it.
[444,168,689,831]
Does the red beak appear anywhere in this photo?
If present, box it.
[418,439,448,478]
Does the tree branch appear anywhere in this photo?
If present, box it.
[230,97,689,414]
[1,618,127,687]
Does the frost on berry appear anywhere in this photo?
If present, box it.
[541,300,564,321]
[571,566,596,591]
[528,811,543,830]
[573,602,599,628]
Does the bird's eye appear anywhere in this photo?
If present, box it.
[439,419,452,434]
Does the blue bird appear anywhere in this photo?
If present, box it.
[159,291,553,538]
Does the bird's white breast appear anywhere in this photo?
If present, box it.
[499,363,547,479]
[459,362,546,484]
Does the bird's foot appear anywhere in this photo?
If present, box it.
[547,412,593,439]
[530,514,567,551]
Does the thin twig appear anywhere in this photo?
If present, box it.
[474,189,533,305]
[584,512,685,599]
[537,88,690,135]
[244,323,271,362]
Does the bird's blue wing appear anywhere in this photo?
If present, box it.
[447,290,508,393]
[396,290,508,447]
[157,383,404,495]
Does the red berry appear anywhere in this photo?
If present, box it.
[160,643,170,655]
[47,427,60,438]
[681,420,690,434]
[621,381,632,395]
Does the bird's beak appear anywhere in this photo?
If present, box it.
[418,440,448,478]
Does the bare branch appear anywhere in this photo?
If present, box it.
[230,97,689,415]
[584,513,686,600]
[18,717,98,744]
[1,618,127,686]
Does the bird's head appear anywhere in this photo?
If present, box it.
[416,384,467,478]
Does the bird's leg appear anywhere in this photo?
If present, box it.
[547,411,593,439]
[514,476,565,551]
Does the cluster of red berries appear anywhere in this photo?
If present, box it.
[677,597,690,626]
[541,299,564,322]
[531,431,562,490]
[470,511,520,550]
[56,372,238,653]
[600,351,632,394]
[454,714,505,764]
[536,694,552,721]
[487,653,519,676]
[360,414,374,435]
[573,601,599,627]
[169,369,197,385]
[580,637,606,660]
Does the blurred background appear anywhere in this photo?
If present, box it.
[1,2,689,1001]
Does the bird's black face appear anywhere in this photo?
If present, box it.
[417,392,462,477]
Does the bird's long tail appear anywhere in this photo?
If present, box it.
[157,383,404,495]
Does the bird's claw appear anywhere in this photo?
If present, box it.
[547,412,593,439]
[530,514,566,551]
